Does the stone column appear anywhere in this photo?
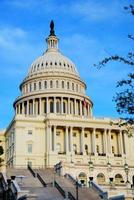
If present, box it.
[39,98,42,115]
[49,125,52,151]
[80,128,85,154]
[104,129,108,155]
[74,99,77,115]
[53,126,57,152]
[27,100,29,115]
[80,100,82,116]
[46,97,49,114]
[68,98,70,114]
[70,127,73,153]
[108,129,112,155]
[119,130,123,156]
[33,99,35,115]
[61,97,63,114]
[92,128,96,155]
[22,102,24,115]
[54,97,56,113]
[65,127,69,154]
[18,104,20,114]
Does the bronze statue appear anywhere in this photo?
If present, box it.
[50,20,55,36]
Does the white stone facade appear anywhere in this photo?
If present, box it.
[2,22,134,198]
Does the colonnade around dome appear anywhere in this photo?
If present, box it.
[15,96,92,117]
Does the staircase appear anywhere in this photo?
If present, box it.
[6,168,64,200]
[35,168,102,200]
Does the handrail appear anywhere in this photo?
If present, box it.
[65,174,76,184]
[68,191,76,200]
[37,173,47,187]
[109,195,125,200]
[65,174,81,187]
[54,181,66,198]
[27,165,36,177]
[91,181,108,200]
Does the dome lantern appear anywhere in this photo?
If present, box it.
[46,20,59,52]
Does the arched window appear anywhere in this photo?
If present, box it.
[78,172,87,186]
[72,83,74,90]
[56,101,60,113]
[50,80,53,88]
[56,80,59,88]
[34,83,36,91]
[39,82,41,90]
[67,82,69,89]
[50,101,54,113]
[62,81,64,89]
[115,174,124,184]
[44,81,47,89]
[97,173,105,184]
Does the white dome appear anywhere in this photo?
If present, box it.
[28,50,79,77]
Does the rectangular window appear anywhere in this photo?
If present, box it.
[73,132,76,137]
[27,144,32,153]
[84,133,87,138]
[56,132,60,136]
[28,130,32,135]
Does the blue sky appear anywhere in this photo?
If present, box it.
[0,0,133,129]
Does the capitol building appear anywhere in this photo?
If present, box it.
[0,21,134,198]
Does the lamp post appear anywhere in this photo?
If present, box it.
[107,156,112,172]
[88,153,94,172]
[124,162,129,184]
[89,177,93,188]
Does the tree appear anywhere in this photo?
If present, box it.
[94,4,134,133]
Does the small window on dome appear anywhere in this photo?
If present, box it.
[37,64,40,69]
[72,83,74,90]
[67,82,69,89]
[55,62,57,65]
[50,80,53,88]
[50,62,52,66]
[64,63,66,67]
[34,83,36,91]
[62,81,64,89]
[34,65,36,71]
[44,81,47,89]
[41,63,43,67]
[59,62,61,66]
[39,82,41,90]
[46,62,48,66]
[67,64,69,68]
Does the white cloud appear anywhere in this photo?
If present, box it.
[70,0,122,21]
[0,27,27,48]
